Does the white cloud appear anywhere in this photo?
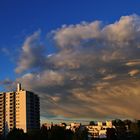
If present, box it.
[54,21,101,48]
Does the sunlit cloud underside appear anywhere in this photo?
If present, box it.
[3,14,140,120]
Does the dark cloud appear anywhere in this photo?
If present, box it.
[15,30,48,73]
[3,14,140,120]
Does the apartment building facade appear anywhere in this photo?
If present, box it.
[0,83,40,135]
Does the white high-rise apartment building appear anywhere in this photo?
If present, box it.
[0,83,40,135]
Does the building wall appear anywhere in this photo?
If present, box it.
[16,90,27,132]
[0,93,5,135]
[5,92,16,134]
[26,91,40,132]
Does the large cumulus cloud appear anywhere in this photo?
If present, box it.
[3,14,140,120]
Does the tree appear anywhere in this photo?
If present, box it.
[89,121,95,126]
[65,129,73,140]
[40,125,48,140]
[6,128,26,140]
[112,119,127,140]
[48,125,66,140]
[73,127,88,140]
[106,128,117,140]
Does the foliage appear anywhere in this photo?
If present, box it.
[89,121,95,126]
[3,119,140,140]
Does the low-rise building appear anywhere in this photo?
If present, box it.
[86,121,114,139]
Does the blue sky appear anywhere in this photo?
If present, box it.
[0,0,140,82]
[1,0,140,121]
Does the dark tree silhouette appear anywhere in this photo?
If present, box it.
[48,125,66,140]
[106,128,117,140]
[89,121,95,126]
[40,124,49,140]
[73,127,88,140]
[6,128,26,140]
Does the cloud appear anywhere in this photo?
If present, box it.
[1,48,10,55]
[128,69,140,76]
[0,78,13,85]
[53,21,101,48]
[3,14,140,120]
[16,70,65,92]
[15,30,47,73]
[54,14,140,48]
[126,59,140,66]
[102,74,116,80]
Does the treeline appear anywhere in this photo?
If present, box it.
[110,119,140,140]
[0,119,140,140]
[0,125,88,140]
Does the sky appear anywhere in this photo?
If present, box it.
[1,0,140,123]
